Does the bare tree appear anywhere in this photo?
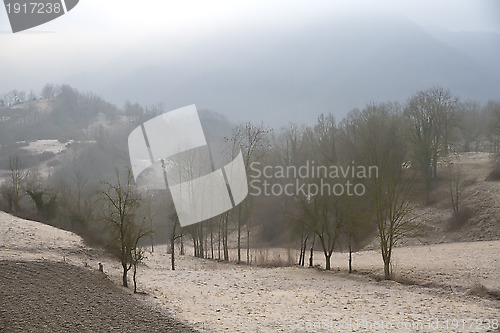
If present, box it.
[41,83,58,99]
[485,101,500,153]
[130,212,153,293]
[406,92,437,203]
[301,194,341,270]
[25,168,57,221]
[357,104,421,279]
[272,123,309,265]
[1,156,29,214]
[72,168,89,216]
[131,245,146,293]
[337,112,376,273]
[291,114,342,270]
[100,168,152,288]
[219,212,230,261]
[446,159,464,224]
[338,194,373,273]
[434,88,460,155]
[406,87,461,203]
[228,122,271,263]
[142,190,156,253]
[168,211,182,270]
[457,100,483,152]
[289,196,313,266]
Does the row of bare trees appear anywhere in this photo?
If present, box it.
[263,104,420,278]
[220,87,498,278]
[2,85,499,283]
[168,102,421,278]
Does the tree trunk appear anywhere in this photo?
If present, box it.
[198,224,204,258]
[133,264,137,293]
[218,219,221,260]
[309,236,315,267]
[223,214,229,261]
[180,234,184,255]
[325,254,331,270]
[210,219,214,259]
[203,231,208,259]
[122,264,128,287]
[237,205,242,263]
[171,236,175,270]
[384,260,391,280]
[300,235,308,266]
[246,218,250,264]
[443,127,449,155]
[382,247,392,279]
[432,137,439,179]
[309,247,314,267]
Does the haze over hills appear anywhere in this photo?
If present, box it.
[430,29,500,75]
[2,3,500,332]
[66,17,500,126]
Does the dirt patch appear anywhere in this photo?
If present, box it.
[0,260,197,333]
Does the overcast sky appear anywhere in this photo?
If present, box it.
[1,0,499,103]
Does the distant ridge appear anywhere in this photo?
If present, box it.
[68,17,500,126]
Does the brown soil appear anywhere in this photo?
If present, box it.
[0,260,198,333]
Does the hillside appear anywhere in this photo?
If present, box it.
[0,86,118,147]
[399,152,500,246]
[0,90,136,190]
[0,211,498,332]
[0,212,197,332]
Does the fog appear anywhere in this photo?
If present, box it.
[1,3,500,330]
[1,0,500,125]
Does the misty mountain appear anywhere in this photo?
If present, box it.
[429,29,500,76]
[68,17,500,127]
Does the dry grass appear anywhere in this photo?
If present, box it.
[251,248,295,268]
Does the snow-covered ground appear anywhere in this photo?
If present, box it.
[0,211,498,332]
[19,139,70,155]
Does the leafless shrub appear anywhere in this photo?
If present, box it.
[253,249,294,268]
[446,206,473,231]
